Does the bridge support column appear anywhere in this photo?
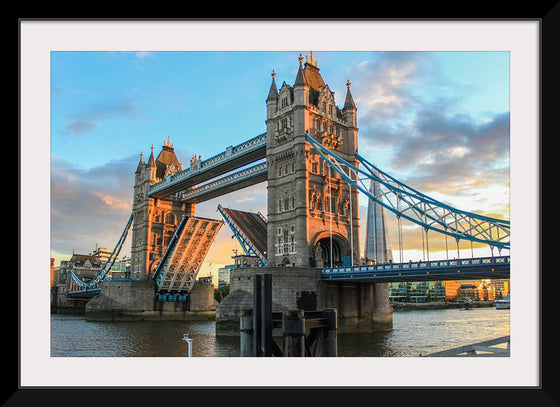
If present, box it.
[85,280,217,321]
[216,266,392,335]
[372,283,393,331]
[318,281,392,333]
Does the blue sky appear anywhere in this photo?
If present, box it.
[50,50,510,271]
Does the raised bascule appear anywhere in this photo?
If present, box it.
[61,53,510,332]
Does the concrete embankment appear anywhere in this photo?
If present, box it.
[391,301,495,311]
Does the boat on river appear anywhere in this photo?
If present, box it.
[494,293,510,309]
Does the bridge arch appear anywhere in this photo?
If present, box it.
[311,231,350,268]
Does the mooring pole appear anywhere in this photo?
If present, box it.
[324,308,338,357]
[253,274,272,357]
[240,308,253,357]
[282,309,305,357]
[182,333,193,357]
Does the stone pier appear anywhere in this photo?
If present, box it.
[215,267,392,335]
[84,280,217,322]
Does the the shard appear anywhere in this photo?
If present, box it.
[365,178,393,264]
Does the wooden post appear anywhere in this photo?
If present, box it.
[282,309,305,357]
[324,308,338,357]
[312,308,337,356]
[240,308,253,357]
[253,274,272,357]
[253,275,262,356]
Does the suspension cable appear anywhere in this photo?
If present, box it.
[397,193,403,264]
[328,163,333,268]
[348,165,354,266]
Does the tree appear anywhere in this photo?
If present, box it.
[214,284,230,302]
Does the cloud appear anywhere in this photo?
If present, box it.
[62,95,145,137]
[51,154,137,256]
[348,52,510,220]
[350,52,433,125]
[135,51,153,59]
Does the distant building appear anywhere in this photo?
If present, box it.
[444,281,463,301]
[489,279,510,299]
[53,246,131,290]
[218,266,232,288]
[217,254,261,288]
[50,258,55,288]
[91,246,111,263]
[66,253,103,285]
[389,281,446,303]
[390,279,507,303]
[198,276,213,285]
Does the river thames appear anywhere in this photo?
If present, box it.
[51,306,509,357]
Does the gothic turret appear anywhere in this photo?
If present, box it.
[343,79,357,128]
[266,70,279,122]
[147,144,157,182]
[293,54,309,107]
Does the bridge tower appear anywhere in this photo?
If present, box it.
[266,53,360,268]
[130,137,195,280]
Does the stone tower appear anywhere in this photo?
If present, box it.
[266,53,360,268]
[130,137,194,280]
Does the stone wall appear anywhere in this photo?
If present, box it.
[215,266,393,335]
[84,280,217,321]
[216,266,321,335]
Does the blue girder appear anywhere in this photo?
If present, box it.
[305,133,510,250]
[217,204,267,266]
[152,214,189,289]
[69,213,133,291]
[322,255,510,282]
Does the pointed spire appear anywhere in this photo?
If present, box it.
[306,51,317,68]
[163,135,173,148]
[136,151,145,173]
[148,144,156,167]
[266,69,278,102]
[294,54,308,87]
[344,79,357,110]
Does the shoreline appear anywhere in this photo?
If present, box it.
[391,301,496,311]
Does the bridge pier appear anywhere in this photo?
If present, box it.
[84,280,217,321]
[215,267,392,335]
[318,281,392,332]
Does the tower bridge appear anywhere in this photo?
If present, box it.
[61,53,510,332]
[148,132,266,199]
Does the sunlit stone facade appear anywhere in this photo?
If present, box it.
[130,138,194,280]
[265,53,360,267]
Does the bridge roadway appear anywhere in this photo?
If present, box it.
[149,132,266,199]
[321,256,510,283]
[67,255,509,298]
[180,162,267,204]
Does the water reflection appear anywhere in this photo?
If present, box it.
[51,307,509,357]
[338,331,397,357]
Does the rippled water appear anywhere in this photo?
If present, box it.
[51,307,509,357]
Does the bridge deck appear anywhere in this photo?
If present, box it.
[149,133,266,198]
[181,162,267,204]
[321,256,510,282]
[153,216,224,293]
[218,205,267,257]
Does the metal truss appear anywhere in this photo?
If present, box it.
[306,133,510,251]
[149,132,266,198]
[152,215,223,293]
[322,255,510,282]
[217,204,268,266]
[69,213,134,290]
[180,162,267,203]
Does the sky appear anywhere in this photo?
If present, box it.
[50,50,511,277]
